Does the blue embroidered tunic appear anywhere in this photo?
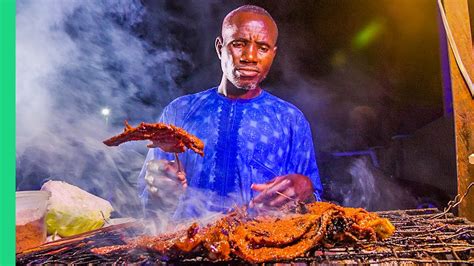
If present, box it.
[139,87,322,215]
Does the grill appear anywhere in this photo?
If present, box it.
[16,208,474,265]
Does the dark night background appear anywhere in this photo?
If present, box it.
[16,0,458,217]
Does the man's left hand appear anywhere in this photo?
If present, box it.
[249,174,315,209]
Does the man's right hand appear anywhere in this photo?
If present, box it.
[145,159,187,203]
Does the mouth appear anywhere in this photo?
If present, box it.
[236,68,260,78]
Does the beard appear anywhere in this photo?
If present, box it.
[232,76,261,91]
[239,82,258,91]
[225,66,265,91]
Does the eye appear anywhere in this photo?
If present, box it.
[259,46,269,53]
[231,41,245,48]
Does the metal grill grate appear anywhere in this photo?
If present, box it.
[295,208,474,264]
[16,208,474,265]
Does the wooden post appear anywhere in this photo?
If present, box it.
[443,0,474,220]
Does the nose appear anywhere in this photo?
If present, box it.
[240,43,258,64]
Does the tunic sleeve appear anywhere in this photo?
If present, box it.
[287,116,323,200]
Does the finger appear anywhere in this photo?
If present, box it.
[146,184,158,195]
[164,162,177,173]
[162,168,186,189]
[262,179,292,199]
[166,163,185,176]
[251,178,278,191]
[161,163,178,176]
[178,177,187,187]
[177,172,187,188]
[268,194,289,207]
[147,142,158,148]
[249,199,255,208]
[251,190,266,205]
[145,175,154,186]
[251,183,271,192]
[167,161,183,173]
[252,179,290,205]
[176,172,186,182]
[269,188,295,207]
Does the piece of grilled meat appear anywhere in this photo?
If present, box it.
[103,121,204,156]
[92,202,395,263]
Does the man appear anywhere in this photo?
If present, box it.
[139,5,322,217]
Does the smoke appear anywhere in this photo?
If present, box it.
[16,0,422,217]
[340,157,415,211]
[15,0,203,217]
[142,185,243,235]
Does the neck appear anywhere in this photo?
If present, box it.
[218,78,262,99]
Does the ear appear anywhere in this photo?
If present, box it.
[215,36,223,59]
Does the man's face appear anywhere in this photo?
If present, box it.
[216,12,278,90]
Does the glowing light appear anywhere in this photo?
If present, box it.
[101,108,110,116]
[352,19,384,50]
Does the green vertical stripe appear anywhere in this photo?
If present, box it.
[0,0,16,264]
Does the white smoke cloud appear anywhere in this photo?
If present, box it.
[341,157,416,211]
[16,0,194,217]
